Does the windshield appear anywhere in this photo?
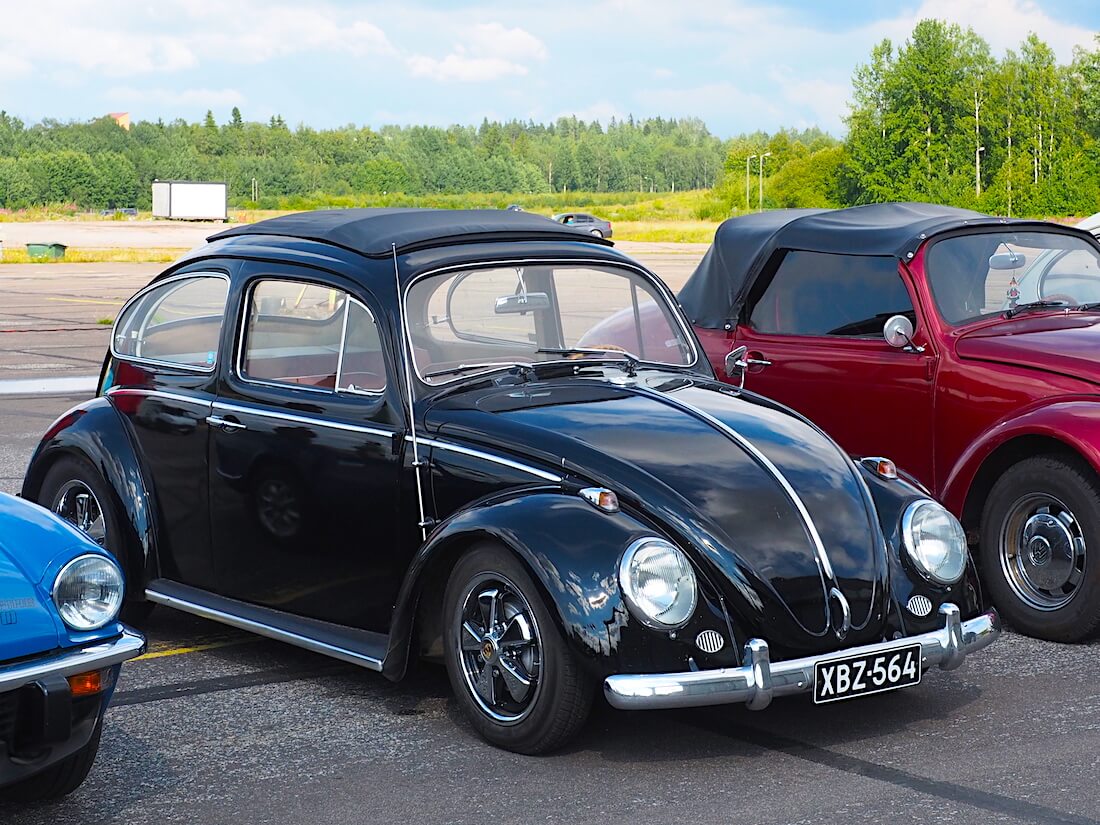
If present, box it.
[405,263,695,384]
[926,231,1100,325]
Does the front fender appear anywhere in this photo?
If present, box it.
[940,399,1100,516]
[384,490,695,681]
[21,396,156,593]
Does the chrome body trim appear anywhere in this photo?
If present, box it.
[401,257,703,388]
[144,587,383,672]
[603,605,1000,711]
[211,399,396,439]
[109,271,230,374]
[0,629,145,693]
[106,387,213,407]
[409,436,562,483]
[631,385,836,582]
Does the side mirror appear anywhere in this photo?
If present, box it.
[494,292,550,314]
[989,251,1027,270]
[725,345,748,387]
[883,314,916,349]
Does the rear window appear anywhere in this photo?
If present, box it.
[749,251,913,337]
[112,274,229,369]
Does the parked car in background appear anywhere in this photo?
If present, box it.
[677,202,1100,642]
[553,212,613,238]
[0,493,144,802]
[1079,212,1100,236]
[23,208,997,753]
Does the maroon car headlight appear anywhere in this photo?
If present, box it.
[619,537,698,628]
[52,554,125,631]
[901,500,967,585]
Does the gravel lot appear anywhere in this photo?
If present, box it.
[1,233,1098,824]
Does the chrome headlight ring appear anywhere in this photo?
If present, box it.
[901,500,968,585]
[618,536,698,629]
[52,553,125,631]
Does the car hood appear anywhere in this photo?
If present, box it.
[0,496,74,661]
[426,374,891,654]
[956,314,1100,386]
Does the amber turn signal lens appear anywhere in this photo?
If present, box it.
[67,668,112,697]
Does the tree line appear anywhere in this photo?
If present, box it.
[0,21,1097,218]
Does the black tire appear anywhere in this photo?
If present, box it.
[38,455,153,625]
[442,544,594,754]
[979,454,1100,642]
[0,719,102,802]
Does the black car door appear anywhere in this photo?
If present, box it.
[207,262,407,631]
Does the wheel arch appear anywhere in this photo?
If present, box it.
[22,398,159,596]
[382,490,646,682]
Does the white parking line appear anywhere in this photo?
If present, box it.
[0,375,98,395]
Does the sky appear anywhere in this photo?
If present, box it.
[1,0,1097,137]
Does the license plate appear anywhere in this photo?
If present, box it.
[813,643,921,704]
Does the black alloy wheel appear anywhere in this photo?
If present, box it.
[442,544,594,754]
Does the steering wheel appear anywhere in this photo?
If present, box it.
[1042,293,1076,305]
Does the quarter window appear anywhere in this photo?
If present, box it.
[113,275,229,369]
[240,279,385,394]
[749,252,914,337]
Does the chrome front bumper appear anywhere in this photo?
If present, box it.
[0,628,146,694]
[604,604,1000,711]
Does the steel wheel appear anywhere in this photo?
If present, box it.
[51,480,108,547]
[456,574,543,724]
[998,493,1085,611]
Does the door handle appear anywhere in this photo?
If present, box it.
[206,415,247,432]
[745,353,772,369]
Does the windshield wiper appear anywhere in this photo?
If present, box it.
[423,361,534,380]
[1004,300,1070,318]
[536,347,640,376]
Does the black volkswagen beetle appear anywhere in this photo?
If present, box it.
[22,209,1000,753]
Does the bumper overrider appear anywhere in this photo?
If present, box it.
[1,629,145,786]
[604,604,1000,711]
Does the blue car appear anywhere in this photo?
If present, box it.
[0,492,144,802]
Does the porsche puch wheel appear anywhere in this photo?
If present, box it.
[39,456,153,624]
[443,545,594,753]
[980,455,1100,642]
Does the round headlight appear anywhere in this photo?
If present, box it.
[52,554,124,631]
[902,500,967,585]
[618,537,698,628]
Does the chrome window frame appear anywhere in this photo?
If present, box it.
[402,257,702,388]
[235,276,387,398]
[109,271,231,374]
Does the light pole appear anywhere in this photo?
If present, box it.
[745,154,757,212]
[975,145,985,198]
[758,152,772,212]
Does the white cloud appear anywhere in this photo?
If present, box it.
[406,22,547,83]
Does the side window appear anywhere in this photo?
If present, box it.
[749,252,913,337]
[113,275,229,369]
[1040,249,1100,304]
[240,279,386,394]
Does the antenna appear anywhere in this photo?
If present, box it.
[393,243,430,540]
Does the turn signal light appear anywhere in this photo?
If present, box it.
[861,457,898,480]
[67,668,112,698]
[580,487,620,513]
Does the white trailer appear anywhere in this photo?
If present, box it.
[151,180,228,221]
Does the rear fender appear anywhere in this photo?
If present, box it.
[383,490,656,681]
[21,396,157,594]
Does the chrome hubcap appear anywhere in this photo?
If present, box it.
[457,576,542,724]
[1000,494,1085,610]
[51,480,107,546]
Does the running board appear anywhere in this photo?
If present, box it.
[145,579,386,672]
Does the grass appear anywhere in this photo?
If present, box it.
[614,221,719,243]
[0,247,187,264]
[96,317,113,325]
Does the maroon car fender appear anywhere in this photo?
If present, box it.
[940,397,1100,517]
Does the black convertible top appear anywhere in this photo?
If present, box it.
[679,202,1025,328]
[209,208,611,259]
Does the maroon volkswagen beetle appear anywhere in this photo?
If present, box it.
[670,202,1100,643]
